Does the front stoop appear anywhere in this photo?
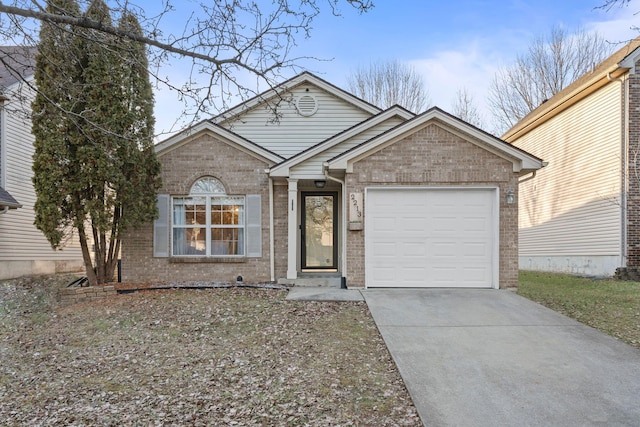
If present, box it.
[286,287,364,301]
[278,273,343,288]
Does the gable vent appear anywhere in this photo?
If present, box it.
[296,94,318,116]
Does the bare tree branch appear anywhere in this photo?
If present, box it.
[595,0,632,11]
[346,59,431,113]
[451,87,483,129]
[0,0,374,133]
[488,26,614,135]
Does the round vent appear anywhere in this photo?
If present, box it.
[296,94,318,116]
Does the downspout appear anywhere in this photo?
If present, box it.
[268,176,275,282]
[0,93,7,202]
[608,71,628,266]
[323,163,347,284]
[0,206,8,215]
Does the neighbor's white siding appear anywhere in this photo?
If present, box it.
[0,82,83,278]
[290,116,405,179]
[513,81,622,274]
[220,85,373,159]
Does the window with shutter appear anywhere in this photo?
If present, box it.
[165,177,261,259]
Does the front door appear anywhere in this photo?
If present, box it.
[302,192,338,270]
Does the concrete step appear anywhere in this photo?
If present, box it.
[278,276,343,288]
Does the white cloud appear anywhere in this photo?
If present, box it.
[585,3,639,43]
[408,5,640,132]
[410,40,504,126]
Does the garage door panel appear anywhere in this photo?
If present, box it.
[431,266,457,283]
[372,265,396,280]
[403,218,427,233]
[463,217,489,232]
[460,268,490,286]
[431,217,458,233]
[372,242,396,256]
[402,242,427,256]
[404,266,428,281]
[366,188,496,288]
[463,242,489,257]
[430,242,456,258]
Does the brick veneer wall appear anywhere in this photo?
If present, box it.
[122,132,274,284]
[627,60,640,267]
[345,123,520,288]
[57,285,117,307]
[272,182,289,280]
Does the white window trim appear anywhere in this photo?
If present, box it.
[171,177,247,257]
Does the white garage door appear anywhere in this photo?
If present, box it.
[365,188,497,288]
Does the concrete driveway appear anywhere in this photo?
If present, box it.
[363,289,640,427]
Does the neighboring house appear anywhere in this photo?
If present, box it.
[123,72,544,288]
[0,46,83,279]
[504,37,640,277]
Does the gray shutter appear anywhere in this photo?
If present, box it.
[153,194,170,258]
[245,194,262,258]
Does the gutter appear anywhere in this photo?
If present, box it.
[518,161,548,183]
[504,66,626,142]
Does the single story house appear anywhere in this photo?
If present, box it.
[122,72,544,288]
[504,37,640,277]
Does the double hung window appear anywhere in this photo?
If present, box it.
[172,177,245,256]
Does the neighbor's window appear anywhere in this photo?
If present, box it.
[172,177,245,256]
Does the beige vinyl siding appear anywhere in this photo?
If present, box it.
[514,81,622,257]
[290,117,405,179]
[0,84,83,262]
[220,86,373,159]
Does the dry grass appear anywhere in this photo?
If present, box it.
[518,270,640,348]
[0,275,420,426]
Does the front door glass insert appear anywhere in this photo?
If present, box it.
[303,194,336,269]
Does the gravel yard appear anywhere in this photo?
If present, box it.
[0,275,420,426]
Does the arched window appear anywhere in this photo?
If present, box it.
[190,176,226,194]
[172,177,245,256]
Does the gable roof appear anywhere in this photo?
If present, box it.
[0,185,21,209]
[211,71,382,125]
[269,105,415,177]
[328,107,545,174]
[0,46,36,93]
[154,120,284,164]
[503,37,640,142]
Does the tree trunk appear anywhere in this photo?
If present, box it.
[78,225,98,286]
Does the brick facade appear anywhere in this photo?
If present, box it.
[272,182,289,280]
[627,59,640,267]
[123,124,522,288]
[121,132,274,284]
[57,285,117,307]
[345,124,520,288]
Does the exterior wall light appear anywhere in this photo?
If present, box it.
[506,190,515,205]
[314,180,326,188]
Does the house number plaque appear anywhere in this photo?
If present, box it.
[349,192,363,230]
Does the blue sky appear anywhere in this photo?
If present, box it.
[150,0,640,135]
